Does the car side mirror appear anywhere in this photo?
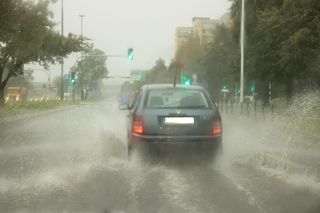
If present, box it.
[119,104,129,110]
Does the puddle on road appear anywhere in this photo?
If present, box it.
[2,96,320,213]
[0,127,259,213]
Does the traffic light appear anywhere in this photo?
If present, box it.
[182,75,191,86]
[222,83,228,90]
[70,72,77,85]
[128,48,134,60]
[249,83,255,94]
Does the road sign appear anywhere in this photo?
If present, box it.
[130,70,145,81]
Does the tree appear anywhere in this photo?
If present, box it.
[151,58,167,73]
[52,75,69,99]
[230,0,320,104]
[0,0,85,106]
[173,24,239,100]
[74,46,108,100]
[175,36,206,78]
[202,24,239,100]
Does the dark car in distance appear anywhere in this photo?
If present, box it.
[119,84,222,162]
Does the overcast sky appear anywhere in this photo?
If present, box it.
[32,0,231,82]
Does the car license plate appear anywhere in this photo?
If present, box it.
[164,117,194,125]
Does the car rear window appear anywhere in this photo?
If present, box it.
[146,89,211,109]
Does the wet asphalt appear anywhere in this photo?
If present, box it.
[0,97,319,213]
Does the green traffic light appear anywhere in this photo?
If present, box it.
[249,84,255,93]
[223,84,227,89]
[182,75,191,86]
[128,48,134,60]
[70,72,76,85]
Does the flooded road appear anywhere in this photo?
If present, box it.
[0,97,319,213]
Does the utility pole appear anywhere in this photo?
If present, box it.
[79,15,85,100]
[60,0,64,100]
[240,0,245,104]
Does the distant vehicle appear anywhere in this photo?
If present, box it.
[120,84,223,162]
[5,87,28,103]
[118,81,136,105]
[118,92,132,105]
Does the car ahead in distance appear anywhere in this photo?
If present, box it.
[118,92,132,105]
[119,84,222,162]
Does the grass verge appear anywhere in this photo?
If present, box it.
[274,115,320,137]
[0,100,78,118]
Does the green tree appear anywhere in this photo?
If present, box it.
[230,0,320,104]
[151,58,167,73]
[202,24,239,99]
[75,47,108,100]
[144,58,171,84]
[173,24,239,100]
[175,36,206,79]
[52,75,69,99]
[0,0,85,106]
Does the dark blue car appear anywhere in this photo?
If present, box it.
[119,84,222,162]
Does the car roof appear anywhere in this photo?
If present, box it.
[142,84,204,90]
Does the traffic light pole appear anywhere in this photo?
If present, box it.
[72,85,75,103]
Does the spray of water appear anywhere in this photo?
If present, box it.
[220,90,320,194]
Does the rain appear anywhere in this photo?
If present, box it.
[0,0,320,213]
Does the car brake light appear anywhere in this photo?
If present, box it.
[213,119,222,135]
[133,116,144,135]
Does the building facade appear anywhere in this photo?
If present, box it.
[175,27,193,50]
[192,17,218,44]
[175,14,231,52]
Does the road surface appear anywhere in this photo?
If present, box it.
[0,96,320,213]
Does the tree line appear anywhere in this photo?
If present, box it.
[142,0,320,105]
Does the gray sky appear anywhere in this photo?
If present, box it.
[32,0,231,82]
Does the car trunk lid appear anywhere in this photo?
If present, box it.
[143,109,215,136]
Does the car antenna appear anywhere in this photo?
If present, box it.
[173,67,177,87]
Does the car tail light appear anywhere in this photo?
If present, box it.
[212,119,222,135]
[132,116,144,135]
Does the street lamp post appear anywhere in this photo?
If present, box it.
[240,0,245,104]
[79,14,85,100]
[60,0,64,100]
